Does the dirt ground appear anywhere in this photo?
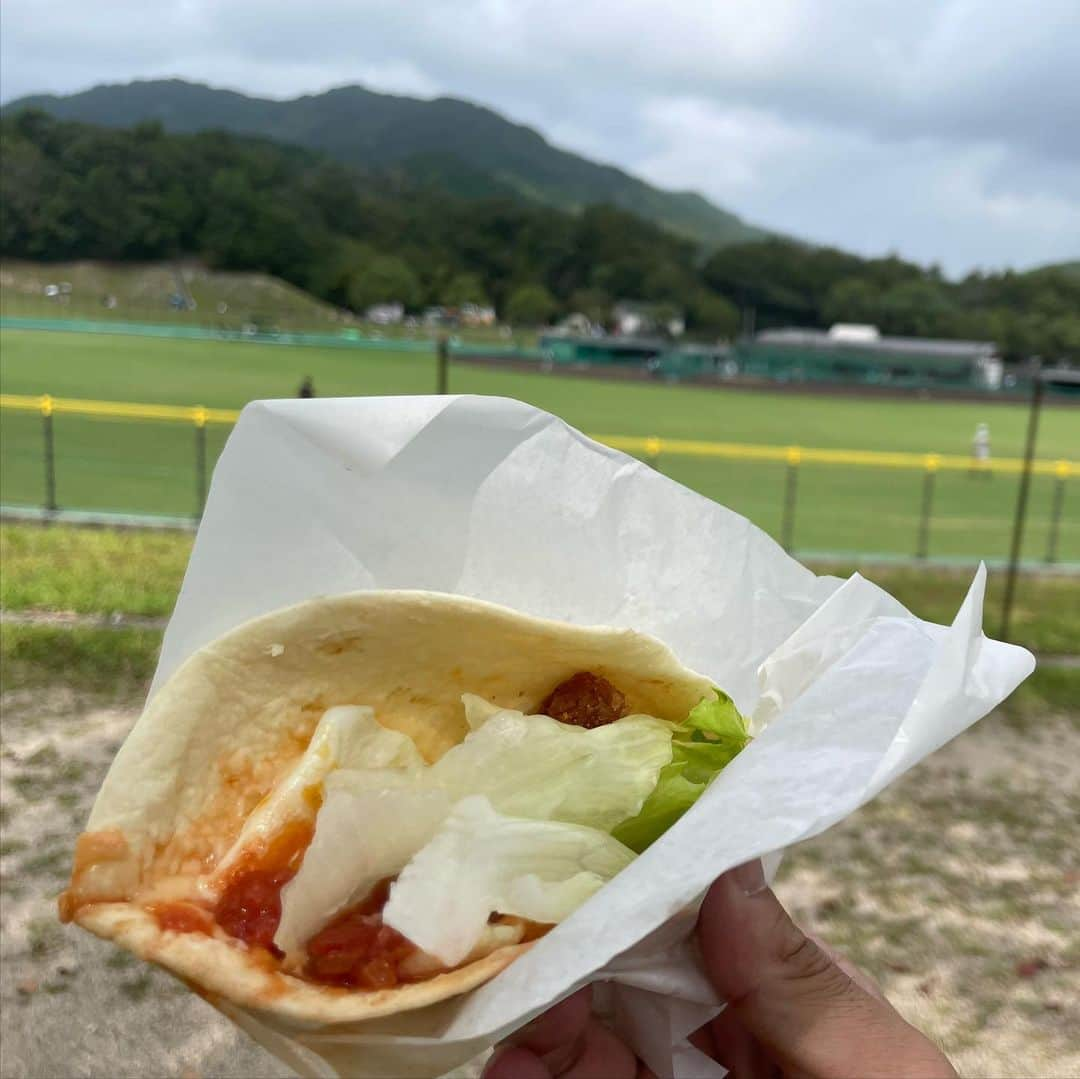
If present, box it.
[1,689,1076,1079]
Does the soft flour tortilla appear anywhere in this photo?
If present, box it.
[62,590,712,1022]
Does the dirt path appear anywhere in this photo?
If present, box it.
[0,690,288,1078]
[775,712,1080,1078]
[0,610,169,630]
[1,691,1076,1078]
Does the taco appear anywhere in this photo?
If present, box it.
[60,591,749,1022]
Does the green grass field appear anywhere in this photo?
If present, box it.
[0,259,340,332]
[2,523,1074,652]
[2,327,1078,560]
[2,523,1076,715]
[0,259,527,344]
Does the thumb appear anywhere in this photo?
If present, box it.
[697,864,955,1079]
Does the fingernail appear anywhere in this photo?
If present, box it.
[732,859,767,896]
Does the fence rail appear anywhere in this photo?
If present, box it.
[1,393,239,426]
[600,433,1074,478]
[1,393,1075,570]
[2,393,1075,478]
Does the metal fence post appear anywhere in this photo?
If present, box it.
[40,394,57,513]
[193,406,208,518]
[780,447,801,552]
[916,454,939,559]
[436,335,449,395]
[645,436,662,473]
[1045,460,1069,564]
[1001,365,1044,642]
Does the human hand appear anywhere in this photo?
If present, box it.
[483,862,956,1079]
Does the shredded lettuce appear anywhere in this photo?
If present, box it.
[611,690,750,853]
[461,693,502,730]
[430,705,673,831]
[275,769,450,958]
[382,795,635,966]
[212,706,423,884]
[274,689,748,958]
[277,701,670,953]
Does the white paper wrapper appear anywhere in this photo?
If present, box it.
[153,394,1033,1079]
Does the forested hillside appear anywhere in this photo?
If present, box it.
[2,109,1078,357]
[5,79,766,248]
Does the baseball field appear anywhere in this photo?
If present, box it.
[1,327,1078,561]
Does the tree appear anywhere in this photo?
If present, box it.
[877,279,954,337]
[687,291,739,338]
[702,240,819,326]
[305,237,365,306]
[590,259,650,302]
[1045,314,1080,359]
[568,287,611,324]
[442,272,488,307]
[505,283,557,325]
[3,110,1076,361]
[822,278,881,325]
[347,252,422,311]
[642,261,693,303]
[988,308,1039,361]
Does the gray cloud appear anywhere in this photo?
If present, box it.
[2,0,1078,274]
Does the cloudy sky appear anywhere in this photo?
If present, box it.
[3,0,1078,276]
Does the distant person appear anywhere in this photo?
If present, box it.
[298,375,315,399]
[970,422,991,477]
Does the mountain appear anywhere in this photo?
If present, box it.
[5,79,767,248]
[1038,260,1080,281]
[5,108,1077,357]
[3,109,746,333]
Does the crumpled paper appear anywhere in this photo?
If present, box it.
[153,394,1033,1079]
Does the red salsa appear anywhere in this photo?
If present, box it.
[148,901,214,935]
[212,819,314,957]
[216,867,296,954]
[209,826,422,989]
[303,878,418,989]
